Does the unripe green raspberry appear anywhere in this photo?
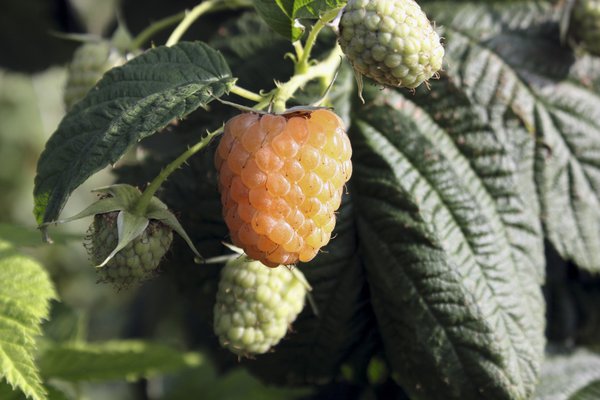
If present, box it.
[85,212,173,286]
[570,0,600,55]
[64,42,126,111]
[338,0,444,89]
[213,256,307,356]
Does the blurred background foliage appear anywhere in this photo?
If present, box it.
[0,1,318,399]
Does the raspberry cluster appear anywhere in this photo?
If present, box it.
[213,256,307,356]
[214,109,352,267]
[339,0,444,88]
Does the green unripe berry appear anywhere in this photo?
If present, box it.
[339,0,444,89]
[85,212,173,286]
[213,256,307,356]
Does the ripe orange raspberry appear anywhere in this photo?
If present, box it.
[214,109,352,267]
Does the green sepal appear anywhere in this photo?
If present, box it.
[92,184,143,206]
[42,184,203,263]
[41,197,123,228]
[38,184,143,241]
[97,211,149,267]
[146,208,202,262]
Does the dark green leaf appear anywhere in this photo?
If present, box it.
[351,85,545,399]
[253,0,345,41]
[33,42,235,230]
[38,341,201,382]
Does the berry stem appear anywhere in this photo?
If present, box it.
[165,0,252,47]
[132,11,185,49]
[295,7,343,75]
[295,19,327,75]
[293,41,304,63]
[270,45,343,112]
[133,126,224,215]
[230,85,265,103]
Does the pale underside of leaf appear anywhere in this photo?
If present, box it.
[429,2,600,272]
[352,88,544,399]
[534,349,600,400]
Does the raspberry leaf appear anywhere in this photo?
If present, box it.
[0,241,57,400]
[34,42,235,234]
[253,0,345,41]
[427,1,600,273]
[351,83,545,399]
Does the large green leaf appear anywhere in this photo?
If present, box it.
[0,240,56,400]
[38,340,200,382]
[534,349,600,400]
[351,83,545,399]
[33,41,235,230]
[253,0,345,41]
[427,2,600,272]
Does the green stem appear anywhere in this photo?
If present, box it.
[294,7,342,74]
[271,45,343,112]
[132,11,185,49]
[134,126,224,215]
[165,0,252,47]
[295,19,327,74]
[293,41,304,62]
[230,85,264,103]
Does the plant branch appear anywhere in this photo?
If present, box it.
[295,19,327,74]
[134,126,224,215]
[294,7,343,74]
[270,45,343,112]
[166,0,252,47]
[230,85,265,103]
[132,12,185,49]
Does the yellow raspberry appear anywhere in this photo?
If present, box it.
[214,110,352,267]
